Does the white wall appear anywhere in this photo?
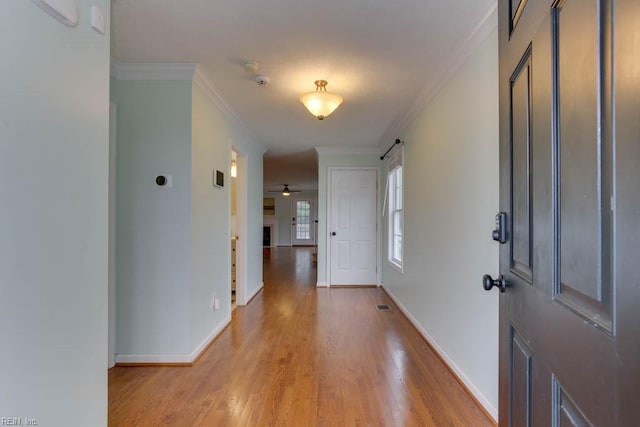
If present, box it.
[238,142,265,302]
[191,80,265,341]
[0,1,110,425]
[191,83,232,351]
[218,102,266,305]
[112,69,265,362]
[113,80,193,357]
[382,29,499,418]
[189,82,268,347]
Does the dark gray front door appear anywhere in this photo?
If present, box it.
[497,0,639,425]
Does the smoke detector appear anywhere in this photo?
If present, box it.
[241,60,259,74]
[255,75,270,86]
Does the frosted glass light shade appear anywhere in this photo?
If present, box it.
[299,80,343,120]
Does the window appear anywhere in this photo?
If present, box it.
[388,165,403,269]
[295,200,311,240]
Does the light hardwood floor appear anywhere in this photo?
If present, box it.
[109,247,494,426]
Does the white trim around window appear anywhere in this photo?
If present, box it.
[387,165,403,272]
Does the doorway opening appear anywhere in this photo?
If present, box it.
[231,148,248,307]
[263,225,273,247]
[229,147,247,310]
[230,150,238,309]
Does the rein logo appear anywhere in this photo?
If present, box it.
[1,418,38,426]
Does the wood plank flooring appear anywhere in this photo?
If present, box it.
[109,247,493,426]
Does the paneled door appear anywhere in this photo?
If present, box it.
[329,169,378,285]
[291,198,315,246]
[493,0,639,425]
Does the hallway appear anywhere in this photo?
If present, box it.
[108,247,493,426]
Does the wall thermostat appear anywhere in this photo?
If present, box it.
[155,175,172,188]
[213,170,224,188]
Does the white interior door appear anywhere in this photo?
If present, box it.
[329,169,377,285]
[291,198,315,246]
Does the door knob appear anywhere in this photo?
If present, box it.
[331,232,336,236]
[483,274,509,293]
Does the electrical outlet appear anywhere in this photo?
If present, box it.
[214,298,220,310]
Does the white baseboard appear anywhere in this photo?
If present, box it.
[115,353,193,364]
[246,282,264,304]
[381,285,498,422]
[316,281,328,287]
[189,316,232,361]
[115,316,231,365]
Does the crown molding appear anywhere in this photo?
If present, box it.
[109,61,263,150]
[110,61,197,80]
[314,146,382,156]
[193,66,263,150]
[377,3,498,149]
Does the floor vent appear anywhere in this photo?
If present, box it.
[376,304,391,311]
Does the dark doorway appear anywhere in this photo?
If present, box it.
[263,226,271,247]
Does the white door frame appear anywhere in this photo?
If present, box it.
[326,167,381,287]
[232,147,248,305]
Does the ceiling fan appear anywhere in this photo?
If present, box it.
[267,184,301,197]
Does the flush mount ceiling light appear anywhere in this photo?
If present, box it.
[299,80,343,120]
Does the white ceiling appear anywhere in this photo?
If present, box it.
[112,0,496,190]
